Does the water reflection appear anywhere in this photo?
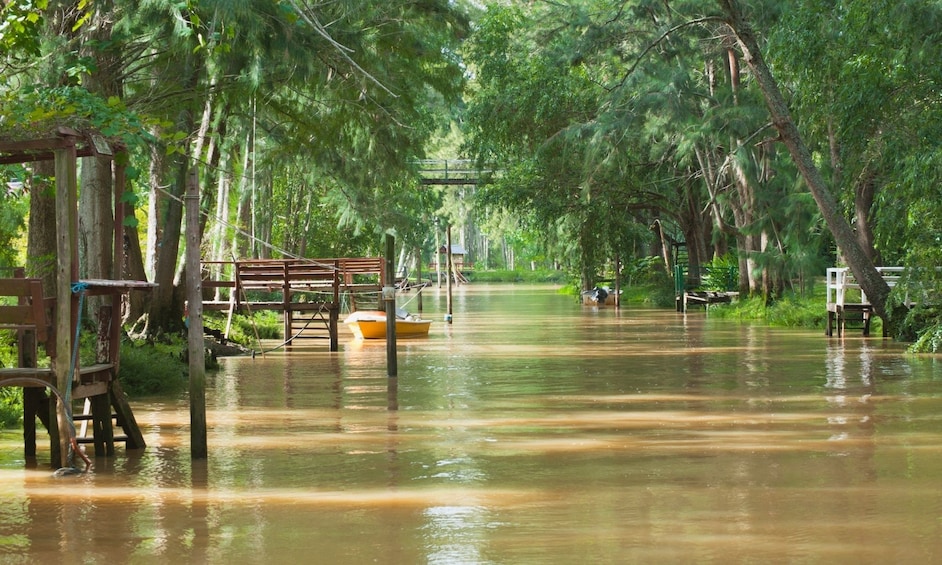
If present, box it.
[1,285,942,563]
[423,505,496,565]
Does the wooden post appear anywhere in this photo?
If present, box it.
[111,159,125,371]
[384,233,397,377]
[94,304,115,456]
[185,168,207,459]
[53,145,77,469]
[614,253,621,309]
[282,261,291,347]
[435,223,442,288]
[330,259,340,352]
[415,246,423,313]
[445,225,453,324]
[14,268,46,458]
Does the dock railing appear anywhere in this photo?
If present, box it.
[825,266,907,337]
[200,257,386,350]
[825,266,904,310]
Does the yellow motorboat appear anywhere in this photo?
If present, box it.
[343,310,432,339]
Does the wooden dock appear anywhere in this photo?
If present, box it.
[825,267,904,337]
[677,290,739,312]
[201,257,386,351]
[1,274,150,463]
[673,263,739,313]
[0,128,152,468]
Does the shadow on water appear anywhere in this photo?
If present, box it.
[1,284,942,563]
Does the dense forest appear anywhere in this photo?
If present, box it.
[1,0,941,349]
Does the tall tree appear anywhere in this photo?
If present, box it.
[715,0,893,321]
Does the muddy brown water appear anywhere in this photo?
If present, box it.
[2,284,941,564]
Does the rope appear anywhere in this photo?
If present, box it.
[234,268,265,359]
[62,281,90,470]
[397,281,430,310]
[258,301,329,354]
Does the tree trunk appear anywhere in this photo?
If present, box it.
[145,47,204,335]
[695,145,733,259]
[854,170,880,265]
[122,196,149,324]
[27,161,58,292]
[652,219,673,275]
[232,131,254,260]
[211,156,232,301]
[147,159,187,335]
[79,157,114,316]
[79,0,118,305]
[718,0,892,323]
[145,134,164,280]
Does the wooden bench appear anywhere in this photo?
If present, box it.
[198,258,386,349]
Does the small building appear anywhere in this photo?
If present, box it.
[438,244,468,271]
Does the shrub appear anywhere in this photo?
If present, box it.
[0,387,21,428]
[116,337,188,396]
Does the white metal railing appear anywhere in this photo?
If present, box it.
[826,267,904,308]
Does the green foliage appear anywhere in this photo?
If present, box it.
[116,339,187,397]
[70,330,187,397]
[895,303,942,353]
[467,269,568,284]
[0,86,161,149]
[1,328,32,427]
[204,310,281,347]
[0,181,27,269]
[0,0,48,57]
[910,318,942,354]
[708,291,828,328]
[0,387,21,429]
[700,254,739,292]
[463,3,631,284]
[631,271,676,309]
[623,256,663,284]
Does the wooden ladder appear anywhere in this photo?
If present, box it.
[284,304,336,345]
[74,398,128,448]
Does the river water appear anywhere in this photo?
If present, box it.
[2,284,942,564]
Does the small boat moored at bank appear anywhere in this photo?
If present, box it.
[343,309,432,339]
[581,286,619,306]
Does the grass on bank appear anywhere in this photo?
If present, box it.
[707,292,830,328]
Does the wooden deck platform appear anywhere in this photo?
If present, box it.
[1,274,149,463]
[677,290,739,312]
[201,257,386,351]
[825,267,903,337]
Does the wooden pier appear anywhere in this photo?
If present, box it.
[677,290,738,312]
[201,257,386,351]
[0,128,151,469]
[673,263,739,313]
[825,267,903,337]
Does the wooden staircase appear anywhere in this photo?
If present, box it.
[284,304,338,348]
[74,400,125,448]
[72,379,145,456]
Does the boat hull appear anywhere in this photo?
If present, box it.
[344,311,432,339]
